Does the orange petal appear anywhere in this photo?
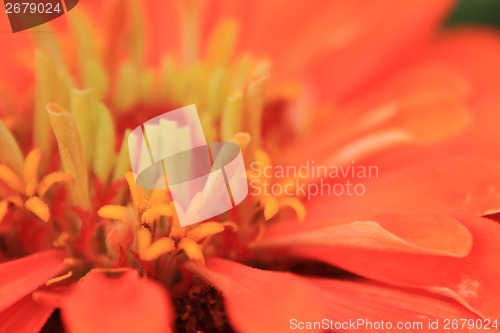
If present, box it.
[0,250,66,311]
[261,212,473,258]
[284,65,471,166]
[303,158,500,220]
[0,294,54,333]
[293,215,500,318]
[187,258,326,333]
[310,278,479,333]
[203,0,453,100]
[60,271,172,333]
[363,29,500,168]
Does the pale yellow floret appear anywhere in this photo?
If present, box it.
[93,104,116,183]
[206,20,238,68]
[46,103,90,211]
[0,119,24,177]
[70,89,95,169]
[245,75,269,155]
[221,90,243,141]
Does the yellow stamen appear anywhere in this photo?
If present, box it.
[279,197,306,222]
[141,203,173,225]
[25,183,37,198]
[45,270,73,286]
[142,238,175,261]
[149,188,168,206]
[263,196,279,221]
[170,226,187,239]
[125,172,148,211]
[23,149,42,187]
[37,172,72,198]
[25,196,50,222]
[255,148,271,169]
[136,228,152,258]
[178,238,204,265]
[229,132,251,151]
[97,205,129,220]
[187,222,225,242]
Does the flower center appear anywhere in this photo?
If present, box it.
[0,3,310,289]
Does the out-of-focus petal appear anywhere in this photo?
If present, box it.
[0,11,34,111]
[285,65,471,166]
[261,212,473,258]
[304,158,500,219]
[310,278,479,333]
[187,258,326,333]
[60,271,172,333]
[0,250,66,311]
[363,29,500,169]
[0,294,53,333]
[202,0,453,99]
[293,215,500,318]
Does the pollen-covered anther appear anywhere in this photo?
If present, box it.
[97,205,129,220]
[37,172,72,198]
[142,238,175,261]
[25,196,50,222]
[135,228,175,261]
[263,196,279,221]
[141,203,174,225]
[178,238,205,265]
[187,221,225,242]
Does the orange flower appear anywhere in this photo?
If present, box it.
[0,1,500,333]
